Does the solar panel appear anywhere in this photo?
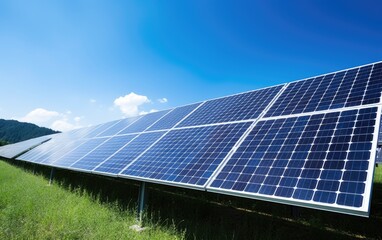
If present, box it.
[94,132,165,175]
[70,134,137,171]
[379,116,382,144]
[147,103,202,131]
[265,62,382,117]
[0,134,54,159]
[38,139,88,165]
[208,106,379,216]
[177,85,283,127]
[53,138,109,167]
[84,120,122,138]
[96,116,141,137]
[118,110,171,134]
[6,61,382,217]
[120,122,251,187]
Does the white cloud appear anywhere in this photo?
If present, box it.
[19,108,60,124]
[89,99,97,104]
[158,98,168,103]
[17,108,83,132]
[114,92,151,117]
[74,116,83,122]
[51,120,79,132]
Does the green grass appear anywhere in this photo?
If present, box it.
[1,159,382,240]
[0,160,184,240]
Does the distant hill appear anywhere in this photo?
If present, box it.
[0,119,59,145]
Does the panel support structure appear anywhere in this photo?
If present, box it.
[137,181,147,225]
[49,167,55,186]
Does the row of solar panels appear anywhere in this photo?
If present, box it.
[1,61,382,217]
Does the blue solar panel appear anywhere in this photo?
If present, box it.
[94,132,165,174]
[70,134,137,171]
[147,103,201,131]
[177,85,283,127]
[120,122,251,187]
[265,62,382,117]
[38,139,88,165]
[118,110,171,134]
[97,116,141,137]
[84,120,121,138]
[379,116,382,144]
[209,107,378,214]
[53,138,109,167]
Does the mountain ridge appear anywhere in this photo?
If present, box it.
[0,119,59,145]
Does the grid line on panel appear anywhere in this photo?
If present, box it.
[36,139,88,165]
[147,103,202,131]
[177,85,284,127]
[91,120,122,138]
[208,107,378,213]
[48,138,109,167]
[206,83,289,187]
[70,134,137,172]
[99,116,141,137]
[120,122,252,187]
[265,62,382,117]
[117,110,171,135]
[94,132,166,174]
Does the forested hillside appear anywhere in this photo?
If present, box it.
[0,119,59,145]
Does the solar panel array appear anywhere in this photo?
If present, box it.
[1,61,381,217]
[0,134,55,159]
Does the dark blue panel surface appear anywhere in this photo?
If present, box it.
[210,107,378,208]
[266,62,382,117]
[177,86,283,127]
[94,132,165,174]
[71,134,137,171]
[147,103,201,131]
[121,122,251,186]
[118,110,171,134]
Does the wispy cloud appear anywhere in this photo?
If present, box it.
[158,98,168,104]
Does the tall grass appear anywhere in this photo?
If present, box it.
[0,160,185,240]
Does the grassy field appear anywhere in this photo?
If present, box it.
[0,160,184,240]
[1,159,382,240]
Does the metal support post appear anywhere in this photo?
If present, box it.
[49,168,55,186]
[138,182,146,225]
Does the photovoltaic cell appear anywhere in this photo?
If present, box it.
[118,110,171,134]
[121,122,251,187]
[147,103,201,131]
[209,107,378,213]
[71,134,137,171]
[265,62,382,117]
[53,138,109,167]
[94,132,165,174]
[177,85,283,127]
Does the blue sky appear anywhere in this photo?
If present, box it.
[0,0,381,131]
